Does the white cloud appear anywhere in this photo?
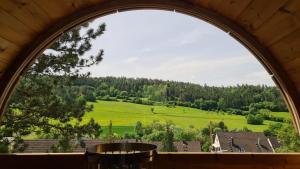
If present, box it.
[82,10,275,86]
[153,55,254,74]
[174,29,208,46]
[124,57,139,63]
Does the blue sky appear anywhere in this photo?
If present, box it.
[83,10,274,86]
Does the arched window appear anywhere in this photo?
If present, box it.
[0,3,299,155]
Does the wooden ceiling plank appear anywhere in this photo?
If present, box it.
[32,0,80,20]
[254,0,300,46]
[0,20,31,45]
[208,0,252,20]
[0,36,20,77]
[0,9,35,36]
[189,0,213,8]
[34,0,106,20]
[270,28,300,64]
[0,0,52,32]
[237,0,289,32]
[0,60,7,75]
[288,73,300,93]
[60,0,92,11]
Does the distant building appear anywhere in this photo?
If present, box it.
[22,139,201,153]
[212,132,280,153]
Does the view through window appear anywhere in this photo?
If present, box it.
[1,10,298,153]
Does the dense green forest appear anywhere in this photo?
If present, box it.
[74,76,288,113]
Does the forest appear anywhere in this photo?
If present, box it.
[75,76,288,116]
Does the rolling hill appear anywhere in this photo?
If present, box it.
[83,100,291,135]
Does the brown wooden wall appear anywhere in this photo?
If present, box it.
[1,153,300,169]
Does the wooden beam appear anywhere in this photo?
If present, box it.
[0,153,88,169]
[154,153,300,169]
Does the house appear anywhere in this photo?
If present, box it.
[212,132,280,153]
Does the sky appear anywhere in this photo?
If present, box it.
[82,10,274,86]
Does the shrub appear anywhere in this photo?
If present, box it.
[246,114,264,125]
[227,108,243,115]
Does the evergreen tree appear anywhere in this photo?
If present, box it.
[135,121,144,139]
[106,120,114,143]
[1,22,106,152]
[161,123,176,152]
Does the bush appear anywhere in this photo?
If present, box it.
[246,114,264,125]
[174,127,199,141]
[123,132,137,139]
[227,108,243,115]
[142,130,165,141]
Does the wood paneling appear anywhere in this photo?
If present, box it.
[0,61,6,73]
[0,37,20,64]
[237,0,288,32]
[0,0,51,32]
[0,10,32,45]
[32,0,73,20]
[270,28,300,64]
[254,0,300,46]
[32,0,105,20]
[0,153,87,169]
[206,0,252,20]
[154,153,300,169]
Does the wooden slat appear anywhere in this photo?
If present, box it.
[32,0,92,20]
[0,61,7,77]
[32,0,72,20]
[289,70,300,83]
[33,0,107,20]
[0,0,51,32]
[188,0,212,8]
[237,0,288,32]
[282,72,300,98]
[1,153,300,169]
[270,28,300,64]
[0,153,87,169]
[0,37,20,64]
[198,0,252,20]
[154,153,300,169]
[58,0,95,12]
[254,0,300,46]
[0,4,35,45]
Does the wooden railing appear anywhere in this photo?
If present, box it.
[1,153,300,169]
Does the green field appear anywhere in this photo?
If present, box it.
[83,100,291,135]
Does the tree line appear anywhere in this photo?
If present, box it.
[74,76,288,113]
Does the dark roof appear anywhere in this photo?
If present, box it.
[148,141,201,152]
[22,139,137,153]
[215,132,274,153]
[268,136,281,149]
[22,139,201,153]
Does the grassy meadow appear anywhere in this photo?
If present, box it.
[83,100,291,135]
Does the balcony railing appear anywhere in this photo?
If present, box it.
[1,152,300,169]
